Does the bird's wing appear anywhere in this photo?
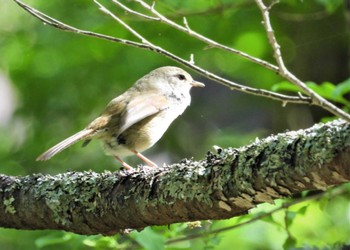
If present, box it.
[118,92,168,134]
[86,92,167,135]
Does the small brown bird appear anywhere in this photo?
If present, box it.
[36,66,204,169]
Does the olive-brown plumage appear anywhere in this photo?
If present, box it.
[37,66,204,169]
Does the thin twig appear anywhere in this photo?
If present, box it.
[112,0,159,21]
[123,0,280,73]
[254,0,350,122]
[112,0,350,120]
[94,0,313,104]
[166,187,347,244]
[13,0,149,49]
[94,0,151,45]
[12,0,312,105]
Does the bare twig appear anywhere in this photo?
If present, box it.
[254,0,350,122]
[94,0,152,45]
[113,0,350,120]
[94,0,312,104]
[12,0,149,49]
[128,0,280,73]
[16,0,350,121]
[12,0,312,105]
[112,0,159,21]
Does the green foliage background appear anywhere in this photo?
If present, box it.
[0,0,349,249]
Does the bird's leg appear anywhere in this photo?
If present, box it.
[130,149,158,168]
[114,155,134,170]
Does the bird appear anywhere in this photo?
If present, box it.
[36,66,205,169]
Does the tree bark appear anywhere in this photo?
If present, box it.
[0,119,349,235]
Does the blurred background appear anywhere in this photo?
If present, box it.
[0,0,349,249]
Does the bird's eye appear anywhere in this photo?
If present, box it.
[176,74,186,80]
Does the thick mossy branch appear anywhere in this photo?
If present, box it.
[0,120,349,235]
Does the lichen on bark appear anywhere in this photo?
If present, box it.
[0,119,349,235]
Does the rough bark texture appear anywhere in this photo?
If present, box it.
[0,119,349,235]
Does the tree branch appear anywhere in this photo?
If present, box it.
[12,0,350,120]
[12,0,312,105]
[254,0,350,121]
[129,0,280,73]
[0,119,349,235]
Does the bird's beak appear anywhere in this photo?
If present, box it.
[191,81,205,88]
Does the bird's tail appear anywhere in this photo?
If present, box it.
[36,129,94,161]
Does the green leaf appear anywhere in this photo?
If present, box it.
[297,205,308,215]
[318,196,329,210]
[260,214,283,228]
[333,78,350,106]
[131,227,165,250]
[334,78,350,95]
[272,80,350,106]
[311,81,350,106]
[271,81,300,92]
[285,211,297,227]
[35,232,74,248]
[283,235,297,250]
[306,81,335,99]
[83,236,120,249]
[235,213,253,223]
